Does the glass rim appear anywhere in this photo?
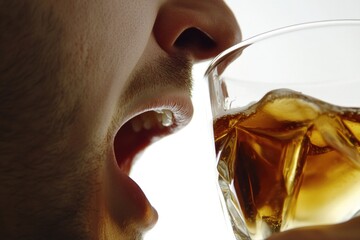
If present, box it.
[204,19,360,77]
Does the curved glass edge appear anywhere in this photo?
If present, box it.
[217,144,251,240]
[204,19,360,78]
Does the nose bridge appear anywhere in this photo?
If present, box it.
[153,0,241,61]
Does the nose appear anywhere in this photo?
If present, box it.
[153,0,241,61]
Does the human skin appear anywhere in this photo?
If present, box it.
[0,0,240,239]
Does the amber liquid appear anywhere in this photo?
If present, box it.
[214,89,360,239]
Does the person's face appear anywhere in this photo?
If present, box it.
[0,0,240,239]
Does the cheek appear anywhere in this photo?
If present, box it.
[100,2,159,117]
[64,1,159,139]
[109,1,158,74]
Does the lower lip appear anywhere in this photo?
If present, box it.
[104,150,158,231]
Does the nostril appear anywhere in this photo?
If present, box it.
[174,27,217,57]
[154,2,241,61]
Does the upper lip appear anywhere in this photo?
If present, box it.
[113,92,194,174]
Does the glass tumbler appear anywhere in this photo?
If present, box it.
[205,20,360,240]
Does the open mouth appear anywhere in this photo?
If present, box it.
[107,95,193,230]
[114,109,175,174]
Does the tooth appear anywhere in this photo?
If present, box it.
[143,118,153,130]
[155,113,165,129]
[161,110,173,127]
[156,111,163,122]
[155,109,174,127]
[131,118,142,132]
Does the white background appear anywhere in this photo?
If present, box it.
[131,1,360,239]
